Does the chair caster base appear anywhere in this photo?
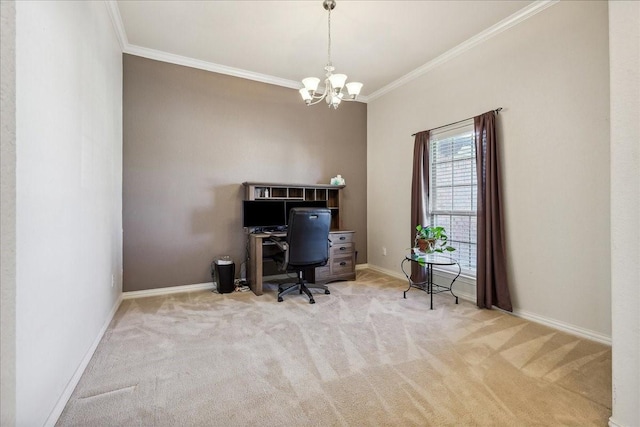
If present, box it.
[325,289,330,294]
[278,296,283,302]
[309,298,315,304]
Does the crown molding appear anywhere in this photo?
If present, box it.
[123,44,371,102]
[104,0,554,103]
[104,1,302,89]
[103,0,368,101]
[123,44,370,103]
[125,44,305,90]
[105,0,127,51]
[366,0,559,102]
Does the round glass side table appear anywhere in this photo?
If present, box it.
[401,252,461,309]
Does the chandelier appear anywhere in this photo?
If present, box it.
[299,0,363,109]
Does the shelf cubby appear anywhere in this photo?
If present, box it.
[288,188,304,199]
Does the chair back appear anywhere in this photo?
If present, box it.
[286,208,331,268]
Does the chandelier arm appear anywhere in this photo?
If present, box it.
[306,83,331,106]
[306,97,328,107]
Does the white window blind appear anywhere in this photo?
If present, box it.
[429,120,477,274]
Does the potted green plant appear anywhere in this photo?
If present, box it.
[414,225,456,254]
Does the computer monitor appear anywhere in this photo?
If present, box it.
[285,200,328,224]
[242,200,286,229]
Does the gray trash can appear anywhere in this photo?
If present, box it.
[213,256,235,294]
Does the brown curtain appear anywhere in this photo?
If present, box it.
[474,111,512,311]
[410,131,430,282]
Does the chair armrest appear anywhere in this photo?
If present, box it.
[269,236,288,252]
[269,236,289,271]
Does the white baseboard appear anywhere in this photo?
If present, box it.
[365,264,477,303]
[365,264,404,281]
[608,417,623,427]
[124,270,372,299]
[509,307,611,346]
[366,264,611,346]
[44,293,123,427]
[122,282,215,299]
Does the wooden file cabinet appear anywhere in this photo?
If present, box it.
[312,231,356,283]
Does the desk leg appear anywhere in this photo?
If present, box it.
[248,235,263,296]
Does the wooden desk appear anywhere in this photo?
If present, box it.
[247,230,356,296]
[247,232,286,296]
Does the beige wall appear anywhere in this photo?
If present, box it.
[1,1,16,424]
[123,55,367,292]
[15,1,123,425]
[367,1,611,339]
[609,1,640,425]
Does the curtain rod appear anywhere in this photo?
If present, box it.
[411,107,503,137]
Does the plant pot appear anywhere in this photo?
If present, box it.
[417,238,436,253]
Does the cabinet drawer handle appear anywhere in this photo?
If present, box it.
[340,261,347,266]
[339,236,346,240]
[340,247,346,251]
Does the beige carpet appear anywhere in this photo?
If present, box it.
[57,269,611,426]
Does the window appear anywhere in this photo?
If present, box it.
[429,120,477,274]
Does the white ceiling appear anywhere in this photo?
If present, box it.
[113,0,543,100]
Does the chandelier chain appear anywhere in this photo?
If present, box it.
[327,5,332,66]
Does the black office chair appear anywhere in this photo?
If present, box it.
[271,208,332,304]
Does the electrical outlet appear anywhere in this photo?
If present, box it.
[382,247,387,256]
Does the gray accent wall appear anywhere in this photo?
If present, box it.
[123,54,367,292]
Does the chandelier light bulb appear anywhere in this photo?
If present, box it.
[346,82,363,98]
[299,88,312,102]
[327,93,341,109]
[302,77,320,93]
[328,73,347,90]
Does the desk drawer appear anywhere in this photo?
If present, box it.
[331,242,354,257]
[331,256,354,276]
[330,232,354,244]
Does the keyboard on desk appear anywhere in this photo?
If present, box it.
[256,230,286,236]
